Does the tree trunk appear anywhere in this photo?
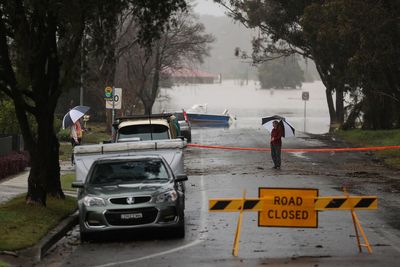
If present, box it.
[325,87,337,125]
[141,45,161,116]
[342,100,363,130]
[26,112,64,206]
[335,87,344,126]
[46,134,65,198]
[143,100,154,115]
[314,62,337,126]
[26,156,47,206]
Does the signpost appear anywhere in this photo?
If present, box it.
[302,91,309,132]
[104,86,113,100]
[106,88,122,109]
[104,87,122,137]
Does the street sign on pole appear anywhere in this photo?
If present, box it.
[104,86,113,100]
[302,91,309,132]
[106,88,122,109]
[302,91,309,101]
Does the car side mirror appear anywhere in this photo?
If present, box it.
[71,182,84,188]
[175,174,188,182]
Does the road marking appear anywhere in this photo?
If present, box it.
[199,174,208,239]
[93,239,204,267]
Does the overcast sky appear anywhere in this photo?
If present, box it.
[192,0,226,16]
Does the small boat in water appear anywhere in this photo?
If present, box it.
[185,104,231,126]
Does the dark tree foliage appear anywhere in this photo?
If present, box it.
[216,0,400,129]
[258,55,304,89]
[0,0,186,206]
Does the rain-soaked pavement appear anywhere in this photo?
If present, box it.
[36,125,400,267]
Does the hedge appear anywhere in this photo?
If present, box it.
[0,151,30,180]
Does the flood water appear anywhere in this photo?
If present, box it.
[154,80,330,134]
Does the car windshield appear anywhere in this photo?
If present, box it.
[89,159,170,185]
[118,124,169,141]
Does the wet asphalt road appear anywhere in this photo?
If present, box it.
[41,126,400,267]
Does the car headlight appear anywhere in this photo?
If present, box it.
[83,196,106,207]
[155,190,178,203]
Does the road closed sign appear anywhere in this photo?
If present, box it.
[258,188,318,228]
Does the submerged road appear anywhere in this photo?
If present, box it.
[41,126,400,267]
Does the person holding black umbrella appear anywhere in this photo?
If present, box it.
[270,120,283,169]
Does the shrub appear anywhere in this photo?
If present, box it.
[0,100,20,134]
[0,151,30,180]
[57,128,70,142]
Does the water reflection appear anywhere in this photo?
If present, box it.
[154,80,330,134]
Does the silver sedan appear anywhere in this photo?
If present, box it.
[72,155,187,241]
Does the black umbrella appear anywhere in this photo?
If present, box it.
[262,115,295,137]
[62,106,90,129]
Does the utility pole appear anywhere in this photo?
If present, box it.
[80,30,85,106]
[111,86,116,137]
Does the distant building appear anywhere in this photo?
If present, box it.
[163,67,221,84]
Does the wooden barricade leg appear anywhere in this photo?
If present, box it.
[351,209,363,252]
[351,211,373,253]
[343,187,372,253]
[232,190,246,257]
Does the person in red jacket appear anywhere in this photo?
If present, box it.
[270,120,283,169]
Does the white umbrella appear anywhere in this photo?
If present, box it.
[262,115,295,137]
[62,106,90,129]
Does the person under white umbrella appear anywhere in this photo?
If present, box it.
[262,115,295,169]
[262,115,295,137]
[62,105,90,129]
[62,106,90,164]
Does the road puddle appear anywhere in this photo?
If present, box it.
[290,152,310,160]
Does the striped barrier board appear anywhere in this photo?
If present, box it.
[209,198,264,212]
[314,196,377,210]
[209,196,377,212]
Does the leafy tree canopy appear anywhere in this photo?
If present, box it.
[258,55,304,89]
[0,0,187,206]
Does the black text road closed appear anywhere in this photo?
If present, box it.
[258,188,318,228]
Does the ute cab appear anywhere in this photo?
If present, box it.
[113,114,181,143]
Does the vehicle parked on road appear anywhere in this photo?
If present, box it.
[113,114,183,143]
[74,138,186,182]
[72,155,188,241]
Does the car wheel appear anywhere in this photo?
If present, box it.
[172,215,185,238]
[187,132,192,143]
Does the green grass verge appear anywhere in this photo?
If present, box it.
[0,195,76,251]
[335,129,400,169]
[59,142,72,162]
[61,173,76,192]
[0,260,9,267]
